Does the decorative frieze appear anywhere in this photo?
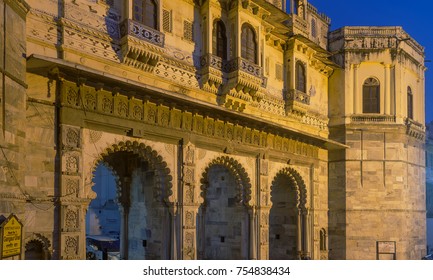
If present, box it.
[60,80,321,157]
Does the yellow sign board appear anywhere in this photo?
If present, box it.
[0,214,23,259]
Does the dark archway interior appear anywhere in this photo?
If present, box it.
[269,174,298,260]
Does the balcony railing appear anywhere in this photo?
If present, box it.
[200,53,223,71]
[285,89,310,105]
[225,57,262,78]
[351,114,396,123]
[120,19,165,47]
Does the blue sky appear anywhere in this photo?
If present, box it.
[305,0,432,123]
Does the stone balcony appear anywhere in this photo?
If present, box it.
[284,14,308,37]
[119,19,165,72]
[199,53,224,94]
[225,57,263,100]
[284,89,310,115]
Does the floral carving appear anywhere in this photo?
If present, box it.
[65,128,79,148]
[102,97,112,113]
[65,236,78,255]
[65,208,78,229]
[66,156,79,173]
[65,178,79,196]
[117,101,128,117]
[84,94,96,110]
[66,88,79,106]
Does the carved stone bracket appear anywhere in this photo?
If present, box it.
[119,19,165,72]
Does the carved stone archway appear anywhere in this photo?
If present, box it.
[24,234,52,260]
[86,140,174,260]
[269,167,310,259]
[199,156,252,206]
[91,140,173,204]
[198,156,252,259]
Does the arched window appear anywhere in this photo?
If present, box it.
[212,20,227,60]
[133,0,158,30]
[295,61,306,93]
[362,77,380,113]
[311,18,317,38]
[241,23,257,64]
[407,86,413,119]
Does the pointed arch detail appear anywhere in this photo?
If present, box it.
[271,167,307,210]
[90,140,173,204]
[199,156,252,206]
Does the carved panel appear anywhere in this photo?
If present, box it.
[158,106,170,127]
[182,113,192,131]
[183,167,194,185]
[63,126,80,149]
[62,152,80,175]
[130,98,143,120]
[64,207,79,230]
[64,236,79,256]
[184,185,194,204]
[63,177,80,197]
[185,211,195,228]
[114,94,129,118]
[97,89,113,114]
[183,231,195,260]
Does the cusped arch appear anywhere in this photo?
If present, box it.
[200,156,252,206]
[271,167,307,210]
[90,140,173,204]
[24,233,52,260]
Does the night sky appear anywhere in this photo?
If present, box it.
[304,0,432,123]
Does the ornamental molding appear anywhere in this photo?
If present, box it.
[59,79,323,156]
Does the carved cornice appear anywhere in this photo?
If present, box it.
[58,78,324,156]
[405,118,425,141]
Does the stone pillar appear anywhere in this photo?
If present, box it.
[297,208,302,259]
[180,142,199,260]
[248,207,257,259]
[119,176,130,260]
[58,124,87,260]
[305,208,311,258]
[353,64,360,114]
[384,64,391,115]
[257,157,270,259]
[169,204,178,260]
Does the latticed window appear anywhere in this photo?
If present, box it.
[133,0,157,30]
[162,9,172,33]
[183,20,193,42]
[407,86,413,119]
[362,77,380,113]
[241,23,257,64]
[212,20,227,60]
[295,61,306,92]
[275,63,283,80]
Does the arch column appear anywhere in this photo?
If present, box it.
[297,208,302,259]
[119,176,131,260]
[248,206,257,260]
[303,208,312,259]
[58,124,87,260]
[257,157,270,260]
[353,64,360,114]
[180,142,199,260]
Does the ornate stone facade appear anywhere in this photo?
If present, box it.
[0,0,426,260]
